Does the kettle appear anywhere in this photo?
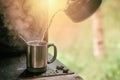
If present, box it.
[65,0,102,22]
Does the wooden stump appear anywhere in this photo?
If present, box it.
[18,74,83,80]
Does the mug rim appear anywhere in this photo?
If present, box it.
[27,40,47,46]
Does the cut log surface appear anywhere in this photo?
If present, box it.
[0,54,83,80]
[18,74,83,80]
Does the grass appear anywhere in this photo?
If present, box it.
[49,0,120,80]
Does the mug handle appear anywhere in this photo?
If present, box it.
[47,43,57,64]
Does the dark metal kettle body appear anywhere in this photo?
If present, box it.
[65,0,102,22]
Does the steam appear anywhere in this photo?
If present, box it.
[0,0,48,42]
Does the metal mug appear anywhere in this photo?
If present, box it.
[65,0,102,22]
[26,41,57,73]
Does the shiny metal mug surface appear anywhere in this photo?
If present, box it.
[26,41,57,73]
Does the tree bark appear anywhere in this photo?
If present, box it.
[92,9,105,59]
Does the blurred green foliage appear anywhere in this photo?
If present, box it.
[49,0,120,80]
